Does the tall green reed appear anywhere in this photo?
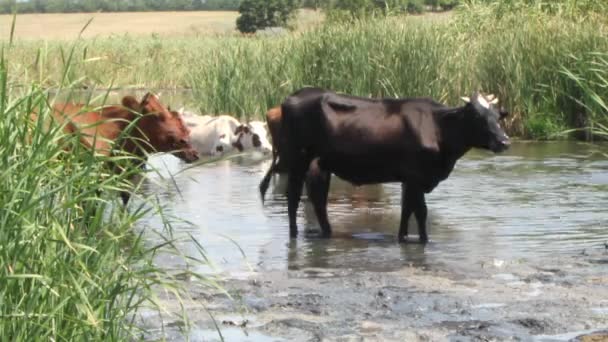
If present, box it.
[560,52,608,139]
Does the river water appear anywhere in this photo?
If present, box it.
[140,141,608,276]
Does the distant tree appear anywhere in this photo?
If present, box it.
[236,0,259,33]
[191,0,204,10]
[46,0,67,12]
[236,0,297,33]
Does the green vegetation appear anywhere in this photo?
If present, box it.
[561,53,608,140]
[0,46,215,338]
[236,0,299,33]
[324,0,458,17]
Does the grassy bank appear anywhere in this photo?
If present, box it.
[0,54,207,339]
[3,4,607,139]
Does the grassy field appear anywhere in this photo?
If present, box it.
[0,9,324,40]
[0,11,240,40]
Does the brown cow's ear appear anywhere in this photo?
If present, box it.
[122,96,140,110]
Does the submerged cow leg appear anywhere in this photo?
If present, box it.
[398,183,414,243]
[398,184,428,243]
[413,190,428,243]
[306,158,332,238]
[120,191,131,206]
[287,161,307,238]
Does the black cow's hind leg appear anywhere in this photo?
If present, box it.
[287,162,307,238]
[398,183,414,243]
[120,191,131,206]
[306,158,332,238]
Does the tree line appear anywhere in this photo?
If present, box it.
[0,0,241,14]
[1,0,461,14]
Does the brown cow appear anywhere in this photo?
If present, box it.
[266,105,282,160]
[258,105,285,201]
[45,92,198,204]
[259,89,329,202]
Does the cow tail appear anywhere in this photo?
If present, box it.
[259,151,278,203]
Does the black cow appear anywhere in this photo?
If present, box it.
[260,87,510,243]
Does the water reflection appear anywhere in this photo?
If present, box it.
[139,142,608,276]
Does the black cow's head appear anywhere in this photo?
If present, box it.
[461,92,510,153]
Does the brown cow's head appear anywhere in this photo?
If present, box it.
[461,92,510,153]
[124,93,199,163]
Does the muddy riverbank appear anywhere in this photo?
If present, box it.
[141,249,608,341]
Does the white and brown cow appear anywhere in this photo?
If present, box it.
[178,110,271,157]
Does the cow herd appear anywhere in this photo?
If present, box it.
[46,87,510,243]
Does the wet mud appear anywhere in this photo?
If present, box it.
[141,250,608,341]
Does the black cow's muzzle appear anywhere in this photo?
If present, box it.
[491,136,511,153]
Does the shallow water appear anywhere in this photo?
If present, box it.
[138,141,608,277]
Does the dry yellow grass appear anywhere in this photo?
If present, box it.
[0,11,240,40]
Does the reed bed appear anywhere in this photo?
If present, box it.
[0,51,215,339]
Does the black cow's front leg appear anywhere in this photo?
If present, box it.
[398,184,428,243]
[305,158,332,238]
[287,162,307,238]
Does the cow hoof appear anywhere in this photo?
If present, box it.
[303,230,331,239]
[398,236,408,243]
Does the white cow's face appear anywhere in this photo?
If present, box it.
[232,122,272,154]
[249,121,272,154]
[211,133,233,156]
